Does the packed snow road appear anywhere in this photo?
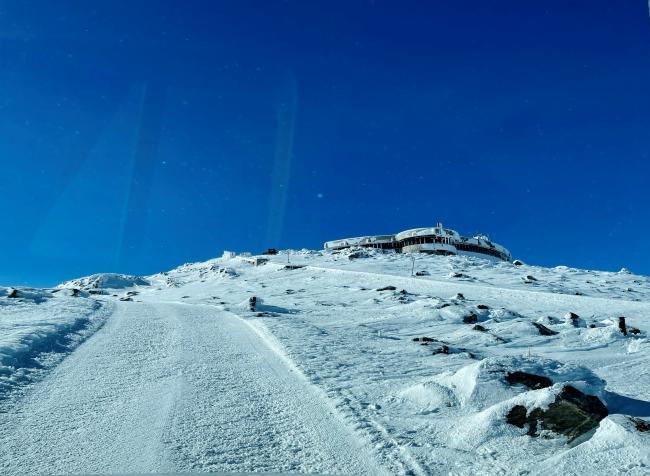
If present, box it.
[0,301,383,475]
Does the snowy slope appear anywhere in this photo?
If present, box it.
[1,250,649,474]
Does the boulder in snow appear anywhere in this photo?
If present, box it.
[412,336,435,343]
[532,322,558,336]
[505,371,552,390]
[462,313,478,324]
[506,385,608,441]
[565,312,587,328]
[629,417,650,432]
[376,285,397,291]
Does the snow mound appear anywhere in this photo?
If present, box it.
[1,288,110,396]
[59,273,149,290]
[435,357,609,451]
[434,356,606,409]
[536,414,650,474]
[398,380,458,414]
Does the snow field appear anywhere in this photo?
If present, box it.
[2,249,649,474]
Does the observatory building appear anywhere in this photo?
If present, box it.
[324,223,511,261]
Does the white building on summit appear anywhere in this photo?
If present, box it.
[324,223,511,261]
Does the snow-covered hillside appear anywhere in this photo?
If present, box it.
[1,250,649,475]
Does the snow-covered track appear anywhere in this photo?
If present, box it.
[0,301,384,474]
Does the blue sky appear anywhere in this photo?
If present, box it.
[1,1,649,286]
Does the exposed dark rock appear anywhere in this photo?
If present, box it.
[347,250,367,260]
[472,324,488,332]
[618,316,627,336]
[566,312,586,328]
[376,286,397,291]
[532,322,559,336]
[506,405,528,428]
[462,313,478,324]
[412,337,472,356]
[248,296,257,311]
[432,345,450,355]
[395,290,414,304]
[629,417,650,432]
[119,297,133,302]
[477,304,489,310]
[540,316,562,325]
[415,270,430,276]
[540,386,608,440]
[454,293,466,300]
[437,303,451,309]
[505,371,553,390]
[71,288,80,297]
[629,327,642,335]
[7,288,18,298]
[512,259,525,266]
[506,385,608,441]
[412,336,435,343]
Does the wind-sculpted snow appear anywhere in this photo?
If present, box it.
[0,287,110,399]
[1,251,649,474]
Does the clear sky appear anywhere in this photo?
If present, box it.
[1,1,649,286]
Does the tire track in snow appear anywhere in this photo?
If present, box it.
[162,303,386,474]
[1,300,387,474]
[0,301,183,474]
[241,311,428,476]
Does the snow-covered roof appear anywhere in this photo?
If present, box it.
[324,234,395,249]
[324,223,511,260]
[395,225,461,241]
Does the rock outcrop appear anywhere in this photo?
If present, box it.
[506,385,608,441]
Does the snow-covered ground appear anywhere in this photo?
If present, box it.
[1,250,649,474]
[0,287,110,399]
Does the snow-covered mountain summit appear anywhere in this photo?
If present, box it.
[2,250,649,474]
